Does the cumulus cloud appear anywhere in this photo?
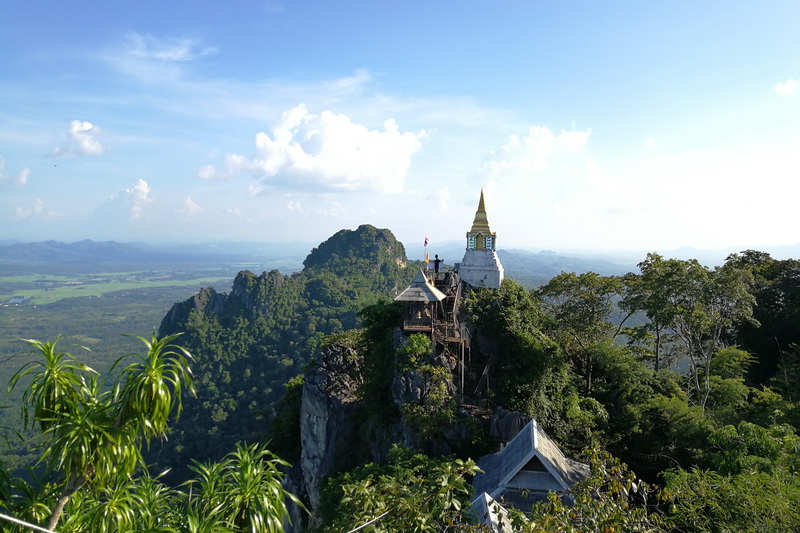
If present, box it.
[202,105,425,194]
[124,179,152,220]
[127,33,217,62]
[254,105,424,193]
[52,120,105,157]
[0,157,29,186]
[774,79,800,96]
[16,168,30,185]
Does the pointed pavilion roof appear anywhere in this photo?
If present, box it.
[394,269,446,302]
[469,189,493,234]
[472,419,589,500]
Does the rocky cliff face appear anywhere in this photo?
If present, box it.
[289,326,500,526]
[299,342,364,511]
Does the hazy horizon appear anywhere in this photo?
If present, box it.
[6,234,800,268]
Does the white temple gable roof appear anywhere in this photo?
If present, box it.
[473,419,589,502]
[394,269,446,302]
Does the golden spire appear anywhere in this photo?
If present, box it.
[469,189,492,234]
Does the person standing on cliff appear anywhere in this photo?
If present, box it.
[433,254,443,273]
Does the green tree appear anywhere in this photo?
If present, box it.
[620,272,676,371]
[539,272,628,394]
[539,272,627,350]
[663,422,800,531]
[321,446,481,533]
[727,251,800,386]
[357,300,404,422]
[630,254,756,411]
[6,333,194,531]
[183,442,303,533]
[704,347,753,423]
[586,343,681,454]
[465,281,567,426]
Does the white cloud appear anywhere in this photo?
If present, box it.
[323,69,372,95]
[197,154,249,180]
[774,79,800,96]
[434,186,450,216]
[52,120,105,157]
[124,179,152,220]
[467,125,604,250]
[13,198,58,221]
[320,201,346,217]
[17,168,30,185]
[476,126,592,182]
[245,104,425,193]
[286,200,304,213]
[0,157,29,186]
[127,34,217,62]
[180,196,202,220]
[200,105,425,193]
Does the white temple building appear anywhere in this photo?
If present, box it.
[457,190,504,289]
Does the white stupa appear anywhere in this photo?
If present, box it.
[458,190,504,289]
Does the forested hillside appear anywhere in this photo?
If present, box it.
[151,225,416,478]
[296,249,800,531]
[2,224,800,531]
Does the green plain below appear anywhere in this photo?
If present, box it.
[3,276,229,305]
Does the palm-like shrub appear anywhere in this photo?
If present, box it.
[7,333,195,531]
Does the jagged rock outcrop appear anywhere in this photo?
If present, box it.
[392,369,428,404]
[392,366,458,406]
[158,286,225,332]
[490,407,531,443]
[300,342,364,510]
[230,269,290,316]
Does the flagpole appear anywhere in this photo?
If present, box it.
[424,237,430,282]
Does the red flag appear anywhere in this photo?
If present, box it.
[424,237,429,246]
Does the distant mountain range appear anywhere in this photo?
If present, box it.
[3,238,797,285]
[498,249,634,287]
[0,239,311,269]
[0,239,632,287]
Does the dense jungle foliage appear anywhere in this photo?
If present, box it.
[312,249,800,531]
[151,225,415,479]
[4,223,800,531]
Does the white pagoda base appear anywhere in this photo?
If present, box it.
[458,249,504,289]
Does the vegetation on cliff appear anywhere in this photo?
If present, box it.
[152,225,415,478]
[311,250,800,531]
[0,335,298,533]
[4,221,800,531]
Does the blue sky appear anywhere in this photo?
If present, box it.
[2,1,799,256]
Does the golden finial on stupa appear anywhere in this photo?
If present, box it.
[469,189,492,234]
